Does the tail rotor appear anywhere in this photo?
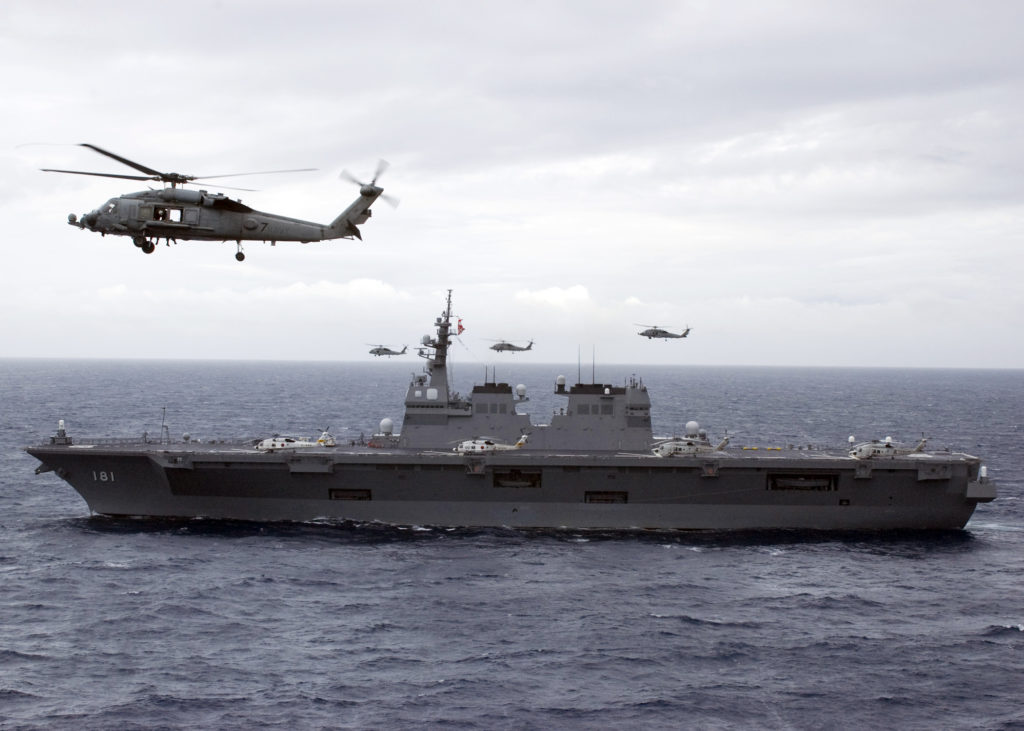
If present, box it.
[340,160,399,207]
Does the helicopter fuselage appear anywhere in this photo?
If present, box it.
[489,340,533,352]
[70,186,376,246]
[45,143,389,260]
[639,328,690,339]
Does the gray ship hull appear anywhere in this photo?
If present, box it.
[23,292,996,530]
[27,442,993,530]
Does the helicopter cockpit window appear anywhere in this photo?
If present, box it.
[103,200,117,214]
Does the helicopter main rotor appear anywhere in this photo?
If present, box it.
[40,143,317,190]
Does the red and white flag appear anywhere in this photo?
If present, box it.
[457,318,465,335]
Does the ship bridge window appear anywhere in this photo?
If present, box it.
[601,404,613,415]
[578,404,590,415]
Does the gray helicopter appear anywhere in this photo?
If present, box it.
[637,324,691,339]
[43,144,394,261]
[368,344,408,357]
[488,339,534,352]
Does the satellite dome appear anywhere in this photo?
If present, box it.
[380,418,394,435]
[685,420,700,436]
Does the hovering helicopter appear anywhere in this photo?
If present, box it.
[488,339,534,352]
[453,434,529,454]
[42,143,395,261]
[636,324,691,339]
[368,344,408,357]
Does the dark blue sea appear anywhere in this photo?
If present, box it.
[2,360,1022,730]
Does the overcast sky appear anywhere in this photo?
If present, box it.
[2,1,1021,368]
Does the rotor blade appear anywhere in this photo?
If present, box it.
[341,160,391,186]
[79,143,164,177]
[195,168,318,180]
[339,169,363,185]
[40,168,156,182]
[380,193,400,208]
[197,182,259,192]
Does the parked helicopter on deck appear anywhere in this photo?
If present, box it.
[42,144,395,261]
[453,434,529,454]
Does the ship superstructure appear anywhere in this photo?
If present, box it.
[395,292,652,450]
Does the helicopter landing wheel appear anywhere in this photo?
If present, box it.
[141,240,156,254]
[235,251,246,262]
[132,236,145,248]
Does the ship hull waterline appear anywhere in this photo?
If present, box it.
[27,445,992,531]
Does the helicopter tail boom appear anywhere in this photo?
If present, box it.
[328,184,384,240]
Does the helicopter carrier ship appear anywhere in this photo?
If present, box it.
[25,291,995,530]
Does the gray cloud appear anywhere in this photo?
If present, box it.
[2,0,1021,367]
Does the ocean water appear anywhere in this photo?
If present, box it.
[1,360,1022,730]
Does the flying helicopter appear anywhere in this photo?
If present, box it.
[41,143,395,261]
[636,324,691,339]
[368,344,408,357]
[488,339,534,352]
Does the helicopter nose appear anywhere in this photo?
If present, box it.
[83,211,99,228]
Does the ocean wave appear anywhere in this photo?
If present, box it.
[982,624,1024,637]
